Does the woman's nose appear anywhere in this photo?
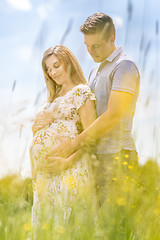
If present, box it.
[51,67,56,75]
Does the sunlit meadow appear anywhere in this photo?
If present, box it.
[0,0,160,239]
[1,159,160,239]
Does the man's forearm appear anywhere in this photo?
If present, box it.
[72,91,133,151]
[52,91,133,158]
[72,110,119,150]
[66,147,87,168]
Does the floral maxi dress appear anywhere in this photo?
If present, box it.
[29,84,96,234]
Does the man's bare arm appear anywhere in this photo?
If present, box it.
[52,90,133,158]
[41,148,87,176]
[77,90,133,145]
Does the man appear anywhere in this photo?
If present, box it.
[45,12,140,204]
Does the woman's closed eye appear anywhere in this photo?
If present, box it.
[46,63,60,73]
[53,63,60,68]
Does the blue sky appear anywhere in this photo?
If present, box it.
[0,0,160,177]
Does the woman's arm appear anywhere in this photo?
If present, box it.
[78,98,97,130]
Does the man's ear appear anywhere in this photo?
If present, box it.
[110,35,115,44]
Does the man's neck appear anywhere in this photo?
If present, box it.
[106,45,117,59]
[101,45,117,63]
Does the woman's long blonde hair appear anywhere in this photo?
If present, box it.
[42,45,87,102]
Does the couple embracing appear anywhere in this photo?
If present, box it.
[29,12,140,238]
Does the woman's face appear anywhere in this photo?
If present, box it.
[45,54,71,86]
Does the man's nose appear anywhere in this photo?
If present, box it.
[88,46,95,55]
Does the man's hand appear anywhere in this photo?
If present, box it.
[40,157,69,176]
[46,135,76,159]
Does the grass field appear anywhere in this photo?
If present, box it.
[0,158,160,240]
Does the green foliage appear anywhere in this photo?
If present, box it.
[0,175,33,240]
[0,160,160,240]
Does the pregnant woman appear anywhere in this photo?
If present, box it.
[29,45,97,238]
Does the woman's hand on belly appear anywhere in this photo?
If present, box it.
[32,122,44,136]
[32,112,55,135]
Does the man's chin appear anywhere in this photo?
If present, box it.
[92,57,100,63]
[92,56,102,63]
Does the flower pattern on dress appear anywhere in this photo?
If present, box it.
[29,84,96,231]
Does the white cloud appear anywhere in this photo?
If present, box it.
[6,0,32,11]
[37,3,53,20]
[112,15,124,28]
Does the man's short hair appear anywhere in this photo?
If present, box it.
[80,12,115,41]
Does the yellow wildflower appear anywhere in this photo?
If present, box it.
[131,178,137,184]
[128,165,133,170]
[115,156,119,160]
[124,154,129,158]
[112,177,117,181]
[122,161,128,165]
[23,223,31,232]
[116,197,126,206]
[63,175,75,190]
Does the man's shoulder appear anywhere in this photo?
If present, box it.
[116,49,138,67]
[112,49,139,76]
[114,60,140,79]
[88,48,140,83]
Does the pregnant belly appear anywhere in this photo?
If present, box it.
[29,121,78,169]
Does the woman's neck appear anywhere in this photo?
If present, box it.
[58,82,76,97]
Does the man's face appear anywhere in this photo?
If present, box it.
[84,32,114,63]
